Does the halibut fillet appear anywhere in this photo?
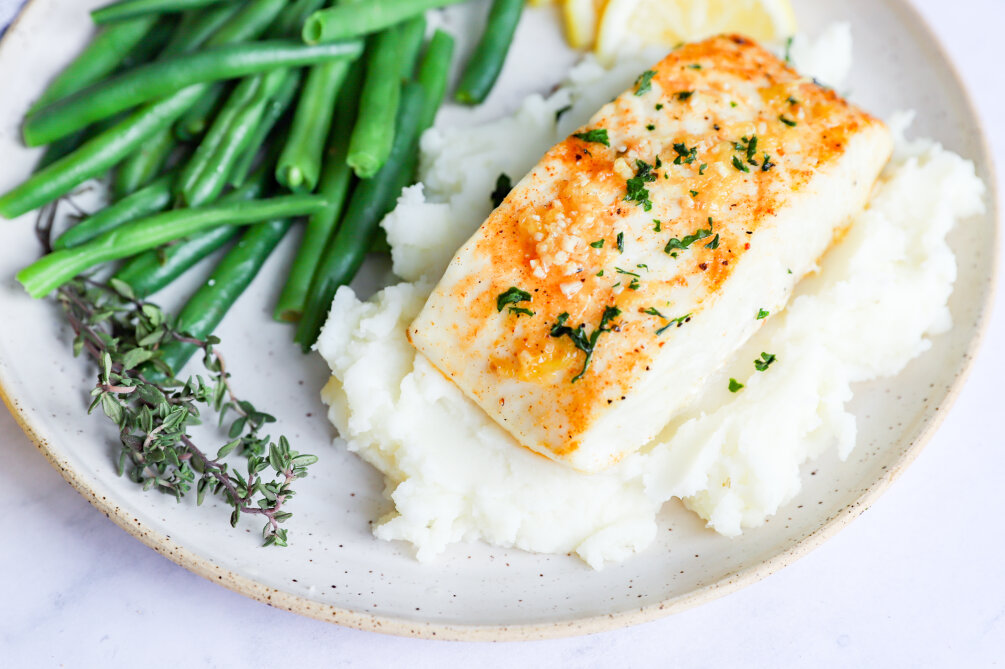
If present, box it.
[409,35,892,473]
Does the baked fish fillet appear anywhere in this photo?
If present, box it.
[409,35,892,473]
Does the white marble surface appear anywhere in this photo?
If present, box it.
[1,0,1003,666]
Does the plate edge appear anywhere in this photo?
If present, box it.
[0,0,999,642]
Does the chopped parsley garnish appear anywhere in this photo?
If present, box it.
[730,101,738,108]
[617,231,625,253]
[490,173,513,208]
[687,63,702,70]
[573,128,610,146]
[689,189,699,197]
[784,36,794,64]
[628,278,640,290]
[590,239,605,248]
[740,135,759,162]
[655,313,691,336]
[728,378,745,393]
[704,233,720,250]
[761,154,776,171]
[615,267,639,277]
[757,308,770,319]
[779,115,797,127]
[698,163,708,175]
[634,69,657,96]
[550,306,622,383]
[664,226,713,254]
[787,96,799,106]
[672,142,697,165]
[653,219,662,232]
[643,307,666,318]
[496,287,534,317]
[624,160,657,211]
[754,352,777,372]
[787,268,793,274]
[733,136,762,169]
[646,124,656,131]
[636,263,648,270]
[655,103,664,110]
[555,104,572,121]
[675,90,694,101]
[596,269,604,277]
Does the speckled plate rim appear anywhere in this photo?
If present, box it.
[0,0,998,642]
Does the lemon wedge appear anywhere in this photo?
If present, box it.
[561,0,609,49]
[595,0,797,62]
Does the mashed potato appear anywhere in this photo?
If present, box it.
[315,27,986,569]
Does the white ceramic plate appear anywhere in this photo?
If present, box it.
[0,0,996,641]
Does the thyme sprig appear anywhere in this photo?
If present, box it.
[38,202,315,547]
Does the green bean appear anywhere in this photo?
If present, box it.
[302,0,465,44]
[157,0,291,144]
[29,15,159,114]
[34,18,177,173]
[296,82,425,349]
[53,173,175,250]
[24,39,365,147]
[229,71,302,188]
[35,132,89,172]
[171,0,287,140]
[114,163,266,296]
[179,68,291,206]
[113,126,176,199]
[33,14,175,169]
[455,0,523,105]
[270,0,327,38]
[159,4,241,56]
[347,29,402,179]
[276,59,350,192]
[397,14,427,79]
[1,0,289,219]
[122,15,179,64]
[207,0,286,45]
[17,195,324,298]
[92,0,233,24]
[154,217,292,375]
[274,0,362,191]
[364,31,449,255]
[120,227,239,298]
[33,17,175,172]
[382,29,454,204]
[34,114,123,172]
[415,29,455,134]
[174,84,229,140]
[0,85,206,220]
[274,61,363,322]
[177,79,263,201]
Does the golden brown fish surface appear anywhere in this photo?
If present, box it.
[409,35,892,473]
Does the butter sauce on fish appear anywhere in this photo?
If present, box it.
[409,35,892,473]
